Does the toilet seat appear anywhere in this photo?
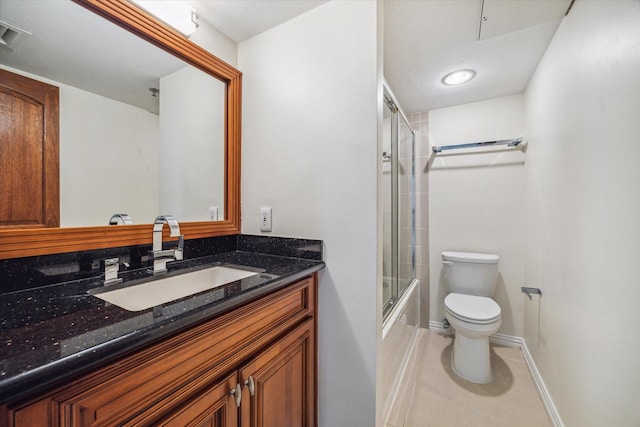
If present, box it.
[444,293,501,325]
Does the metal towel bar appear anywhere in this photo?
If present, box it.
[432,137,522,153]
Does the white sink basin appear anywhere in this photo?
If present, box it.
[92,266,261,311]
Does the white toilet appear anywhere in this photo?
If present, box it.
[442,251,502,384]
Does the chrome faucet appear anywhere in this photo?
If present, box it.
[148,215,184,274]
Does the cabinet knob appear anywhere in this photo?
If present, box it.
[244,375,255,396]
[230,383,242,407]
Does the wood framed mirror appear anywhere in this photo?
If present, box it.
[0,0,241,260]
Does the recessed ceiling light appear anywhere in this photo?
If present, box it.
[441,69,476,86]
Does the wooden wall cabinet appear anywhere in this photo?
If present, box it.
[4,275,317,427]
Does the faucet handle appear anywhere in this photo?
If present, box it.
[104,258,119,267]
[102,257,123,285]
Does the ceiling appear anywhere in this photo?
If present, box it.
[0,0,328,112]
[383,0,572,112]
[0,0,572,115]
[193,0,572,113]
[192,0,328,43]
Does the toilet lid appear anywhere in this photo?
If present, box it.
[444,293,501,324]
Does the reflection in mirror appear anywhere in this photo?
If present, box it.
[0,0,225,226]
[109,213,134,225]
[0,0,241,260]
[160,66,225,223]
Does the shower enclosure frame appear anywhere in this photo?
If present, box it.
[382,81,416,320]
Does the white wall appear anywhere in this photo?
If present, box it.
[238,1,382,425]
[58,84,160,226]
[524,1,640,425]
[428,94,526,338]
[190,18,237,67]
[159,66,225,222]
[157,14,236,223]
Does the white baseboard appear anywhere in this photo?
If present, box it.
[519,339,565,427]
[427,321,564,427]
[489,332,522,348]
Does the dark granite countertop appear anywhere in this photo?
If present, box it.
[0,235,324,405]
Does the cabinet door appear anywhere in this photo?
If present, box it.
[240,319,315,427]
[151,372,239,427]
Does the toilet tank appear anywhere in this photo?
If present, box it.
[442,251,499,297]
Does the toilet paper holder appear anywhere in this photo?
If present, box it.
[521,286,542,300]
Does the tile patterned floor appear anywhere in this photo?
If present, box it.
[386,329,552,427]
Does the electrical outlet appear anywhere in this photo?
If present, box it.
[260,207,272,232]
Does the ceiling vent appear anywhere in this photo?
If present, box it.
[0,20,31,50]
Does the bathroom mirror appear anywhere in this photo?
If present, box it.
[0,0,242,259]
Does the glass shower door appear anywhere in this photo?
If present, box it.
[382,96,397,315]
[397,112,415,298]
[382,85,415,319]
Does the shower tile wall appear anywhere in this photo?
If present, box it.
[410,112,430,327]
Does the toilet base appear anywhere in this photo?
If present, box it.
[451,330,493,384]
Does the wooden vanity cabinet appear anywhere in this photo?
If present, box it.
[4,275,317,427]
[151,372,239,427]
[239,319,314,427]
